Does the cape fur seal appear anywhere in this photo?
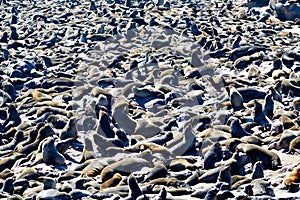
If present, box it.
[42,137,66,166]
[236,143,281,169]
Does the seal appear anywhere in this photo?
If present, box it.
[0,168,14,179]
[58,171,81,183]
[279,79,300,96]
[203,142,222,170]
[16,167,39,180]
[263,92,274,117]
[42,137,66,165]
[0,130,24,151]
[169,158,196,171]
[204,187,218,200]
[288,136,300,154]
[198,166,225,183]
[112,96,137,135]
[251,161,264,179]
[284,164,300,191]
[185,169,205,186]
[274,130,298,151]
[279,116,298,130]
[2,104,21,132]
[230,118,251,138]
[16,123,49,154]
[253,100,271,130]
[0,177,14,194]
[217,166,232,188]
[236,143,281,169]
[93,133,124,156]
[134,119,161,138]
[14,179,30,196]
[0,153,24,171]
[236,87,267,102]
[125,174,143,200]
[55,138,73,154]
[81,159,109,177]
[100,158,150,182]
[142,132,173,146]
[59,117,78,140]
[80,137,97,163]
[251,179,274,196]
[100,173,122,190]
[96,110,115,138]
[143,162,167,182]
[166,125,196,156]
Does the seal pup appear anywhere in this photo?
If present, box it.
[251,179,275,196]
[89,1,97,12]
[232,35,242,49]
[153,187,167,200]
[42,137,66,166]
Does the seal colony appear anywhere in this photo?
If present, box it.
[0,0,300,199]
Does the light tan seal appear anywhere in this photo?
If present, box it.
[100,158,150,182]
[288,136,300,154]
[100,173,122,190]
[236,143,281,169]
[284,164,300,191]
[112,96,137,135]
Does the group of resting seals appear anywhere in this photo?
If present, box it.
[0,0,300,199]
